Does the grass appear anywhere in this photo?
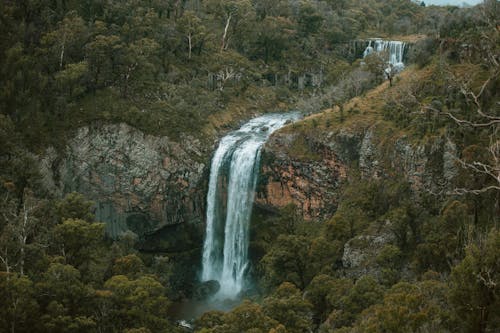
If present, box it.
[274,65,444,163]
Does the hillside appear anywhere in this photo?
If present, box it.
[0,1,499,333]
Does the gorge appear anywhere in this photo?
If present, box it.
[1,1,498,332]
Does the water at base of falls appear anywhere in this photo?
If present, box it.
[201,112,300,299]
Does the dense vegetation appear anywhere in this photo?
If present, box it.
[1,0,444,149]
[1,0,499,332]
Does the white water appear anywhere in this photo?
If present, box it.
[201,113,300,299]
[363,40,406,71]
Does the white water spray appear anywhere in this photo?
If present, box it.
[363,39,406,71]
[201,113,299,299]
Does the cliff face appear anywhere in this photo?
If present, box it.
[41,123,209,239]
[256,127,362,220]
[257,119,458,220]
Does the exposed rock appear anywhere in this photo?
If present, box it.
[258,121,458,219]
[341,230,395,279]
[40,123,209,239]
[193,280,220,300]
[254,115,461,285]
[256,117,461,285]
[360,124,459,193]
[359,128,381,178]
[256,131,351,220]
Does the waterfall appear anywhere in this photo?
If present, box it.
[201,113,299,299]
[363,39,406,71]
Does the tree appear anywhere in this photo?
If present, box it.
[205,0,254,52]
[36,263,94,333]
[52,219,105,272]
[324,206,369,243]
[54,61,89,99]
[39,11,88,71]
[55,192,95,223]
[253,0,291,19]
[334,276,384,327]
[104,275,171,332]
[364,51,389,84]
[424,1,499,197]
[0,189,43,275]
[112,254,145,279]
[263,282,313,333]
[250,16,293,64]
[297,2,324,36]
[449,229,500,333]
[305,275,351,325]
[118,38,160,97]
[416,201,468,272]
[261,234,312,290]
[85,33,122,89]
[177,10,205,59]
[0,273,39,333]
[219,300,277,333]
[355,279,451,333]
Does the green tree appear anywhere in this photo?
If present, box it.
[355,279,451,333]
[449,229,500,333]
[85,32,123,89]
[250,16,292,63]
[205,0,255,52]
[221,300,277,333]
[54,61,89,99]
[364,51,388,84]
[39,11,88,71]
[416,201,468,272]
[112,254,145,279]
[327,276,384,329]
[297,2,324,36]
[177,10,206,59]
[52,219,105,275]
[324,206,369,243]
[55,192,95,222]
[263,282,313,333]
[0,273,39,333]
[118,38,160,97]
[36,263,94,333]
[104,275,171,332]
[261,234,312,289]
[306,275,351,325]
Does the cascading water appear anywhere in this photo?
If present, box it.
[201,113,300,299]
[363,39,406,71]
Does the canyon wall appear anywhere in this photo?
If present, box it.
[40,123,210,239]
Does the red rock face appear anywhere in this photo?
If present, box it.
[256,121,459,221]
[256,133,349,220]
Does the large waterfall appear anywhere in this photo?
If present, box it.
[363,40,406,71]
[201,113,299,299]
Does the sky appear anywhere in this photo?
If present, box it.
[423,0,483,6]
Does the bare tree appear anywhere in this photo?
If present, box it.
[0,189,41,276]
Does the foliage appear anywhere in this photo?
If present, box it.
[0,1,498,332]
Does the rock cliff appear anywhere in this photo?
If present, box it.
[256,127,361,220]
[41,123,209,239]
[257,117,458,220]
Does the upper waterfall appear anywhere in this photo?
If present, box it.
[201,113,300,299]
[363,39,407,71]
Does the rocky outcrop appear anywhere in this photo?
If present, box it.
[41,123,209,239]
[256,128,363,220]
[359,125,458,194]
[257,120,458,219]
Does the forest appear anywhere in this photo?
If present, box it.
[0,0,499,332]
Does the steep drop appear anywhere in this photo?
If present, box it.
[363,40,406,71]
[201,113,300,299]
